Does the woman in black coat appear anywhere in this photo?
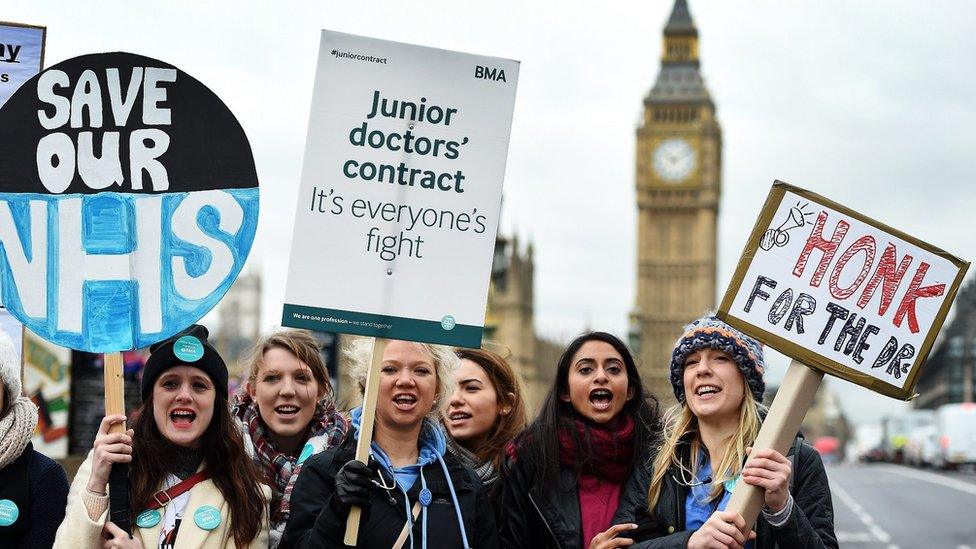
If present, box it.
[612,316,837,549]
[499,332,659,549]
[0,331,69,548]
[282,339,497,549]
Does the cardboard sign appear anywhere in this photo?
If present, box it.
[0,22,45,108]
[719,181,968,400]
[281,31,519,347]
[0,52,259,352]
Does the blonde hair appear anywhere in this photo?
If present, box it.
[244,329,333,398]
[647,389,763,511]
[344,338,459,419]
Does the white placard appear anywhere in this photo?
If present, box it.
[0,22,44,108]
[723,184,967,398]
[282,31,519,347]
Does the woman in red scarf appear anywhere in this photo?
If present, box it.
[500,332,659,549]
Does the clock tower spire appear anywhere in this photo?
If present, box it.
[631,0,722,405]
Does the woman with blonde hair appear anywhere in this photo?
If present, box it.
[232,329,348,548]
[282,338,497,548]
[443,348,527,505]
[613,315,837,549]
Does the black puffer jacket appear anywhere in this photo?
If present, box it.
[281,434,498,549]
[613,437,838,549]
[499,450,653,549]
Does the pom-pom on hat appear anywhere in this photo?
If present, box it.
[141,324,228,401]
[0,330,21,399]
[669,315,765,403]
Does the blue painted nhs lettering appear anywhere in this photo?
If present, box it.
[0,52,260,353]
[0,189,256,351]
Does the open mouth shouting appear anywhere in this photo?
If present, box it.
[392,393,418,411]
[170,407,197,430]
[588,388,614,411]
[694,385,722,400]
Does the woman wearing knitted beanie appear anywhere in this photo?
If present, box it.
[613,315,837,549]
[0,330,69,548]
[443,348,527,512]
[231,329,348,548]
[55,324,270,548]
[499,332,660,549]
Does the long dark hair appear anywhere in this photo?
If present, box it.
[130,390,266,546]
[514,332,659,489]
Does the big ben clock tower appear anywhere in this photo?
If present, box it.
[632,0,721,405]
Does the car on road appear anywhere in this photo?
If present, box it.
[934,402,976,469]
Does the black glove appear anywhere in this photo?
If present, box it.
[330,459,374,519]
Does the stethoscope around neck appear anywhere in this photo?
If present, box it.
[671,471,713,487]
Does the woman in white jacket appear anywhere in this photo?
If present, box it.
[55,325,270,548]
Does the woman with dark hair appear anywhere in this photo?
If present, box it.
[0,330,69,548]
[613,315,836,549]
[499,331,659,549]
[232,329,348,548]
[443,348,527,507]
[55,325,270,548]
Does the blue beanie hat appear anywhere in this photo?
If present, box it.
[669,315,765,403]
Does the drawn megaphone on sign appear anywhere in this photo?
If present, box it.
[760,202,812,251]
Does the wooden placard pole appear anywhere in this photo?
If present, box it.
[103,352,126,430]
[727,359,823,532]
[103,352,132,534]
[344,337,388,546]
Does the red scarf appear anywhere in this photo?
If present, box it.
[558,415,635,482]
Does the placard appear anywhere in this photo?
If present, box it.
[282,31,519,347]
[719,181,968,400]
[0,22,45,108]
[0,52,259,352]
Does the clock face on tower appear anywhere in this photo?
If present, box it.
[652,138,696,182]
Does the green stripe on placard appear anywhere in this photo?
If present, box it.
[281,304,483,347]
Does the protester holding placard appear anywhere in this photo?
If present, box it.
[55,325,270,549]
[613,316,837,549]
[443,348,527,511]
[0,330,69,548]
[232,329,349,548]
[282,339,497,548]
[499,332,659,549]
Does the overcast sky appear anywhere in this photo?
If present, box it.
[8,0,975,426]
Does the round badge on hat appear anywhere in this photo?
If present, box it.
[0,499,19,527]
[174,336,205,362]
[135,509,162,529]
[194,505,222,531]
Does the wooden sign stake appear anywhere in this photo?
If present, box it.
[103,352,126,431]
[103,352,132,534]
[727,359,823,532]
[344,337,388,546]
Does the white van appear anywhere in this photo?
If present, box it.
[905,425,939,467]
[934,403,976,468]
